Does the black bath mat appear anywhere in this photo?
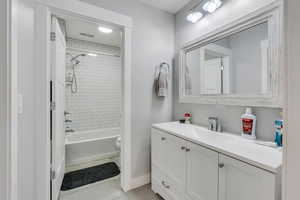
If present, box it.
[61,162,120,191]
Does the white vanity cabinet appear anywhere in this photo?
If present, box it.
[151,127,281,200]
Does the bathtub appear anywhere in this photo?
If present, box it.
[65,128,121,169]
[65,127,120,145]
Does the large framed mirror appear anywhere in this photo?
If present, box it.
[179,5,283,107]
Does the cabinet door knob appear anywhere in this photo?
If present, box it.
[161,137,166,141]
[185,148,190,152]
[181,146,186,150]
[218,163,225,168]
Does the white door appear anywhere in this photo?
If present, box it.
[185,142,219,200]
[218,154,277,200]
[51,17,66,200]
[201,58,222,94]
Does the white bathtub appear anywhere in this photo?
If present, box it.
[65,127,120,145]
[65,128,121,168]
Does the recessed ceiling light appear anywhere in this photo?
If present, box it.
[186,11,203,23]
[98,26,113,34]
[87,53,98,57]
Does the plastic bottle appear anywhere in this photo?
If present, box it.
[241,107,256,140]
[274,119,283,147]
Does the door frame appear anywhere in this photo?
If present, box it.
[34,0,133,199]
[0,0,18,200]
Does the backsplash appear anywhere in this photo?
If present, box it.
[65,38,122,132]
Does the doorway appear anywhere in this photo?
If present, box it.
[34,1,132,199]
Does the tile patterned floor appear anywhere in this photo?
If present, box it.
[60,178,163,200]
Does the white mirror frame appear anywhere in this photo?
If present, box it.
[179,2,283,108]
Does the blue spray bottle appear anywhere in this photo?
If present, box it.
[274,119,283,147]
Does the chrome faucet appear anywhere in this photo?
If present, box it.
[208,117,218,132]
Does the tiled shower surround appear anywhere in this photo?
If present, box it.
[65,38,122,132]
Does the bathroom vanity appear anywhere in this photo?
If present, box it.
[151,122,282,200]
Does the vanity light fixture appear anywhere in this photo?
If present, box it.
[203,0,222,13]
[186,0,223,23]
[98,26,113,34]
[186,11,203,23]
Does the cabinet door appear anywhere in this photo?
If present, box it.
[185,142,219,200]
[165,133,187,200]
[151,128,168,171]
[219,154,276,200]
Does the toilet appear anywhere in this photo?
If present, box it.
[115,136,121,151]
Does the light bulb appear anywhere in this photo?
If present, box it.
[212,0,222,8]
[203,0,222,13]
[98,26,113,34]
[186,11,203,23]
[203,1,217,13]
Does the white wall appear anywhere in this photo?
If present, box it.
[81,0,175,179]
[174,0,282,141]
[284,0,300,199]
[16,1,174,198]
[66,38,122,132]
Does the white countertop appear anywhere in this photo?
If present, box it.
[152,122,282,174]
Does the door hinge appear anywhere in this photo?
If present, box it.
[50,169,56,180]
[50,101,56,111]
[50,32,56,41]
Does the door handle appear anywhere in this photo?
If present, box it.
[162,181,170,189]
[185,148,190,152]
[218,163,225,168]
[161,137,166,141]
[181,146,186,150]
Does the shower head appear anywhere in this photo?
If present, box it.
[70,53,86,65]
[71,53,86,62]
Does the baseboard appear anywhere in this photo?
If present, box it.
[128,173,151,190]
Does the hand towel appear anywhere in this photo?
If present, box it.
[155,64,169,97]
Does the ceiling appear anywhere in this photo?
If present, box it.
[139,0,192,14]
[62,16,122,47]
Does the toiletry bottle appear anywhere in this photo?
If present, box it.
[241,107,256,140]
[184,112,192,124]
[274,119,283,147]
